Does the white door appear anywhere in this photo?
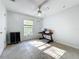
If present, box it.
[0,0,6,55]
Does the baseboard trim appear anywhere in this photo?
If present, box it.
[55,40,79,49]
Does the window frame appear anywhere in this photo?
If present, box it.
[24,20,33,36]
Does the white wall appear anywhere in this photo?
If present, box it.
[0,0,7,55]
[7,11,43,43]
[43,5,79,49]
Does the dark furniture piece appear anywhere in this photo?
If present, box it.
[39,29,54,43]
[10,32,20,44]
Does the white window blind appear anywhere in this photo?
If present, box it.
[24,20,33,36]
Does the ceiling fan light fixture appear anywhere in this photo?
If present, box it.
[38,10,42,13]
[37,9,42,16]
[38,12,42,16]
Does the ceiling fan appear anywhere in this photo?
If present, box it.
[11,0,15,2]
[11,0,49,16]
[37,0,49,15]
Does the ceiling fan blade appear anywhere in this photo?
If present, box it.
[39,0,49,8]
[11,0,15,2]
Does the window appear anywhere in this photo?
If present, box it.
[24,20,33,36]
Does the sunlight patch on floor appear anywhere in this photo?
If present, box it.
[38,44,51,50]
[29,40,51,50]
[43,46,66,59]
[29,40,66,59]
[29,40,46,47]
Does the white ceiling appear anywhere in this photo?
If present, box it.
[2,0,79,17]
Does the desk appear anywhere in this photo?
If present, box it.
[39,31,54,43]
